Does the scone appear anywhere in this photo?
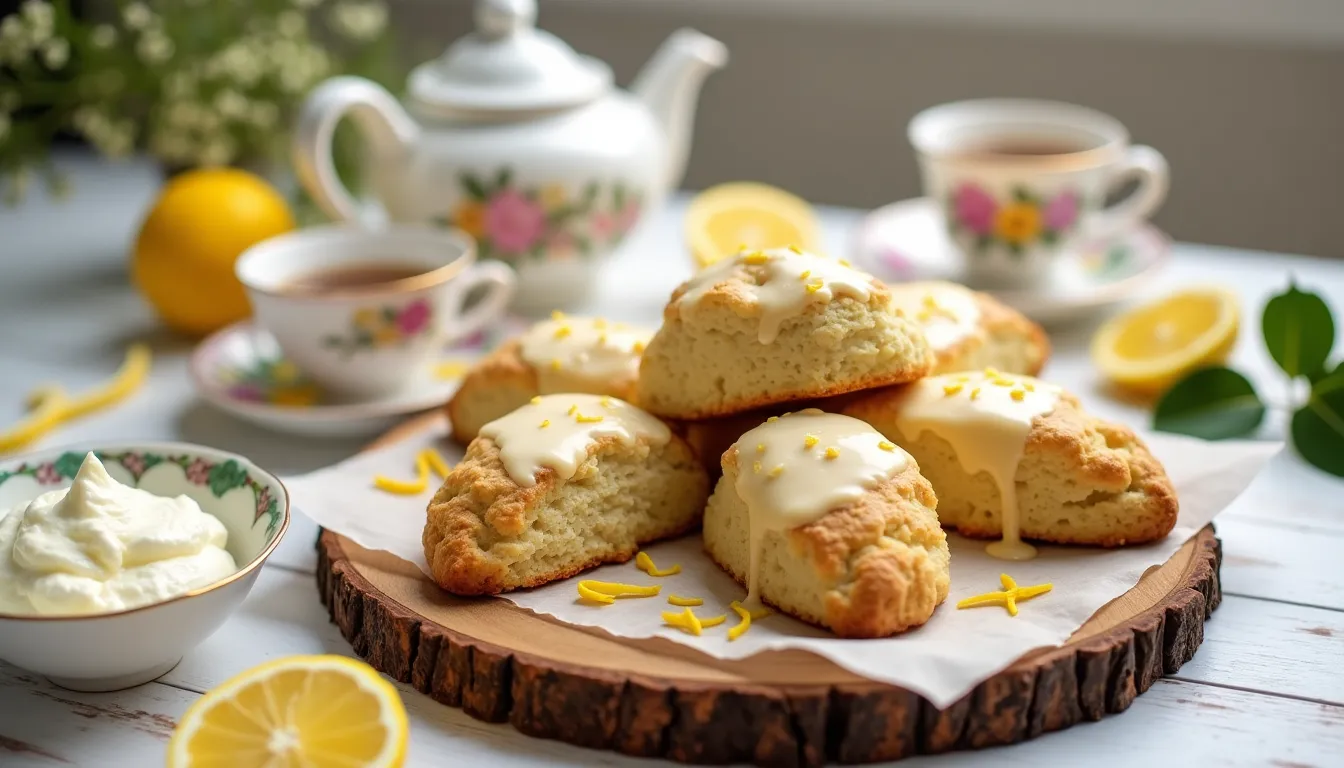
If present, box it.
[702,409,950,638]
[446,314,653,442]
[889,281,1049,375]
[842,370,1178,557]
[637,247,934,419]
[424,394,708,595]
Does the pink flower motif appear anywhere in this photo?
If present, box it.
[613,200,641,237]
[35,464,60,484]
[397,299,432,336]
[186,458,212,484]
[121,453,146,478]
[952,183,997,235]
[1043,190,1080,232]
[484,189,546,254]
[229,383,265,402]
[589,211,615,241]
[545,229,577,261]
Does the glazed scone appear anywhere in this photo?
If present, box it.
[446,314,652,442]
[637,247,934,419]
[890,281,1049,376]
[842,370,1178,557]
[424,394,708,595]
[702,409,950,638]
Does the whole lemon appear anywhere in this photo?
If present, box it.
[132,169,296,336]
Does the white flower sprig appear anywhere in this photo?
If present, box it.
[0,0,398,203]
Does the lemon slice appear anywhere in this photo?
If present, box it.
[686,182,819,269]
[1091,287,1241,394]
[167,655,408,768]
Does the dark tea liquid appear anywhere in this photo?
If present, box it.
[282,262,428,293]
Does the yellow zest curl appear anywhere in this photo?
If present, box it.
[632,340,646,354]
[956,573,1052,617]
[970,387,982,400]
[635,551,682,577]
[727,600,768,641]
[803,434,819,448]
[577,582,615,604]
[824,447,840,460]
[787,244,802,254]
[420,449,452,479]
[433,361,468,380]
[551,310,566,321]
[699,614,727,628]
[578,580,660,598]
[667,594,703,607]
[878,441,895,452]
[373,452,431,495]
[662,607,704,636]
[1,344,152,453]
[553,325,572,339]
[943,383,963,396]
[1010,389,1026,401]
[539,419,550,428]
[575,414,605,423]
[530,396,543,405]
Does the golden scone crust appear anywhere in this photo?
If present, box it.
[952,291,1050,376]
[703,450,950,638]
[445,339,642,443]
[843,388,1178,547]
[423,432,708,595]
[637,268,934,420]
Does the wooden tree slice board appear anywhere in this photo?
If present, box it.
[316,415,1221,766]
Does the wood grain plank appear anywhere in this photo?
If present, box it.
[0,662,189,767]
[1173,595,1344,704]
[1218,517,1344,611]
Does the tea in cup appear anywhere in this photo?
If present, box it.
[908,99,1168,289]
[235,225,516,400]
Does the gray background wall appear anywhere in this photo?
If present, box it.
[396,1,1344,257]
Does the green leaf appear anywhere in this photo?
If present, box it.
[460,173,487,201]
[495,166,512,189]
[582,181,599,205]
[208,460,247,498]
[1007,242,1023,257]
[1291,371,1344,477]
[1153,366,1266,439]
[54,452,84,479]
[382,306,398,323]
[975,235,992,252]
[575,235,592,253]
[142,454,163,472]
[1012,187,1032,203]
[1262,283,1334,379]
[1041,230,1059,246]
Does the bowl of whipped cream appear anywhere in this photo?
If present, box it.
[0,442,289,691]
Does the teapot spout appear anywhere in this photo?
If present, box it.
[631,29,728,192]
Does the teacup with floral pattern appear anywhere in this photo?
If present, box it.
[909,99,1168,289]
[236,224,516,400]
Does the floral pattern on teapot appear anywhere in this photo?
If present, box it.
[438,168,644,262]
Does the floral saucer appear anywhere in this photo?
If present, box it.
[851,198,1169,324]
[190,318,526,438]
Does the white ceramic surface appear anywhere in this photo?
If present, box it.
[190,318,526,438]
[235,224,515,400]
[852,197,1169,325]
[291,0,727,312]
[0,442,289,691]
[908,99,1168,289]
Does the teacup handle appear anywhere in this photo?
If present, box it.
[440,262,518,343]
[1087,145,1169,242]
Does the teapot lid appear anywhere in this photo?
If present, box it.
[408,0,612,115]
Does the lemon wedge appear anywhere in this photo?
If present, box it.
[167,655,408,768]
[686,182,819,269]
[1091,287,1241,394]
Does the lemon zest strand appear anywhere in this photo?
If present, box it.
[420,448,452,479]
[578,580,660,597]
[728,601,752,641]
[667,594,704,607]
[699,614,728,628]
[373,453,430,495]
[635,551,682,577]
[955,573,1052,617]
[433,361,468,379]
[576,583,616,604]
[662,607,704,636]
[1,344,151,453]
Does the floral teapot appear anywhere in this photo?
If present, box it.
[293,0,727,311]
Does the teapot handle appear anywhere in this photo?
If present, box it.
[293,76,419,226]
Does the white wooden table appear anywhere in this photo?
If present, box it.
[1,153,1341,767]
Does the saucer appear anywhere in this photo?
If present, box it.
[851,197,1169,324]
[190,319,526,438]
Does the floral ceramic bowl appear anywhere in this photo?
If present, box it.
[0,442,289,691]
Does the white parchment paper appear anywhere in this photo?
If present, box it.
[287,419,1279,707]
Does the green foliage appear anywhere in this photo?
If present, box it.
[1154,283,1344,477]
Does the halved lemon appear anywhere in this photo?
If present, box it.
[686,182,819,269]
[1091,287,1241,394]
[167,655,408,768]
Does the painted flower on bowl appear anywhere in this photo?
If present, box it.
[995,202,1043,245]
[222,359,323,408]
[436,168,645,262]
[1043,190,1080,232]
